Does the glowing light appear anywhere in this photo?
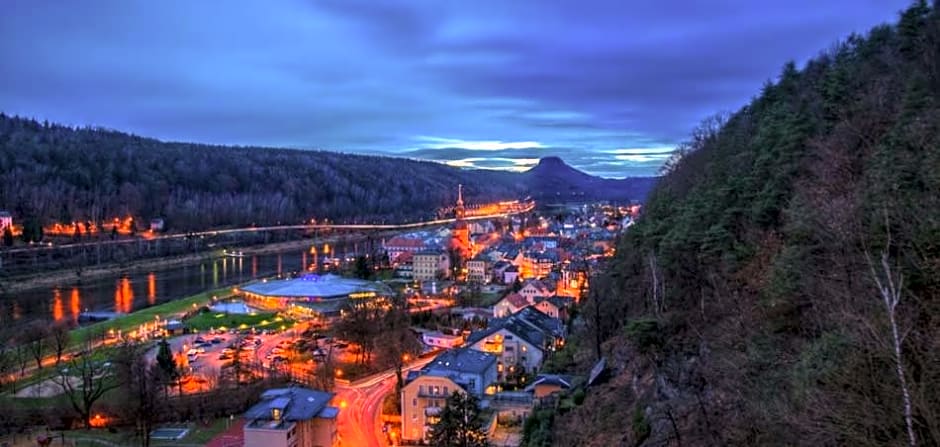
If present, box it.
[147,273,156,305]
[52,288,64,322]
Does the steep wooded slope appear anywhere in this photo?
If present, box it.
[553,3,940,446]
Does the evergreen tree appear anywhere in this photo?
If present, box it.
[155,338,177,383]
[428,391,489,447]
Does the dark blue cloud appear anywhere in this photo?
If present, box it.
[0,0,909,177]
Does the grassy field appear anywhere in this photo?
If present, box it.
[0,419,234,447]
[69,286,237,347]
[184,310,293,332]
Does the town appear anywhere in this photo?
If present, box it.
[0,191,641,447]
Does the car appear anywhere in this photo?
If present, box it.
[333,343,348,350]
[194,347,206,354]
[212,337,225,344]
[222,348,235,355]
[272,347,284,355]
[187,348,200,356]
[187,354,199,363]
[254,339,262,346]
[194,337,206,344]
[218,353,232,360]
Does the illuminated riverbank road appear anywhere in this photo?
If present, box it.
[2,202,535,254]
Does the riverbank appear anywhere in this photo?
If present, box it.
[68,285,238,347]
[0,236,339,295]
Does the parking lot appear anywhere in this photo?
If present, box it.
[151,322,357,391]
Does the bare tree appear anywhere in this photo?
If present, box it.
[51,321,72,365]
[114,341,160,447]
[54,341,122,428]
[648,252,665,317]
[865,242,916,447]
[24,321,51,370]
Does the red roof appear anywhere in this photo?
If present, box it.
[386,237,425,248]
[395,251,415,264]
[502,293,529,309]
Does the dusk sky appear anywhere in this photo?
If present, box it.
[0,1,909,178]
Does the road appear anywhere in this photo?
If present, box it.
[335,356,434,447]
[4,202,534,254]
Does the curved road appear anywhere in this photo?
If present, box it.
[335,356,434,447]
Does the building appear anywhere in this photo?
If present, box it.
[401,348,498,443]
[0,211,13,232]
[243,387,339,447]
[524,236,558,250]
[502,265,520,285]
[149,218,165,232]
[519,279,554,304]
[467,307,566,380]
[384,237,426,263]
[413,251,450,282]
[240,274,393,318]
[467,257,490,284]
[395,252,415,279]
[524,374,574,399]
[493,293,529,318]
[521,250,558,279]
[422,330,466,349]
[534,296,571,321]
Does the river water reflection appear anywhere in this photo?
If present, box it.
[0,246,335,330]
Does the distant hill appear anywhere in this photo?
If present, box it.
[547,3,940,447]
[522,156,656,202]
[0,115,652,231]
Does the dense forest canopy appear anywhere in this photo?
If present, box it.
[557,2,940,446]
[0,115,530,230]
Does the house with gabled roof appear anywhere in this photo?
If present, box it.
[466,307,565,381]
[243,386,339,447]
[519,279,554,303]
[401,348,498,444]
[493,292,529,318]
[534,296,572,321]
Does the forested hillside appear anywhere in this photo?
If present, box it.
[555,3,940,446]
[0,115,526,230]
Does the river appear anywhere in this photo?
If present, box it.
[0,243,342,330]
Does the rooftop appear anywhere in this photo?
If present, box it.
[499,293,529,309]
[243,386,337,428]
[425,347,498,376]
[241,274,390,299]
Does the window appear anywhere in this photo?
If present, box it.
[413,398,417,407]
[505,335,514,340]
[443,386,448,395]
[419,385,425,395]
[505,346,514,352]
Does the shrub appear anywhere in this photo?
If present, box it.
[624,318,661,352]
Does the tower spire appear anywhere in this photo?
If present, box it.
[455,184,465,219]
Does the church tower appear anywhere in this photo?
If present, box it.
[451,184,471,260]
